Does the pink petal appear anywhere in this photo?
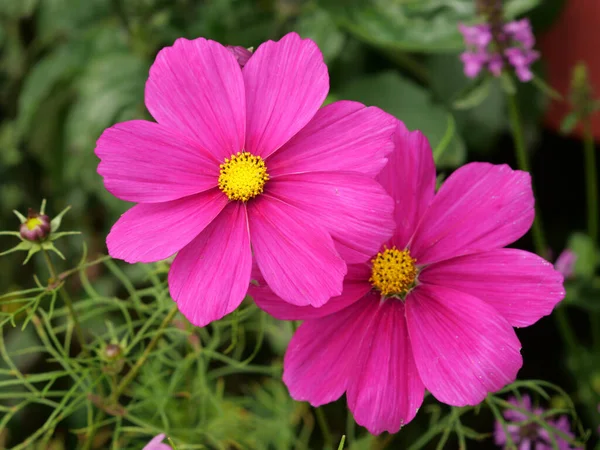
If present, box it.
[107,189,228,263]
[143,434,171,450]
[283,296,379,406]
[419,249,565,327]
[247,195,346,307]
[96,120,220,203]
[406,284,522,406]
[266,101,396,178]
[346,300,425,434]
[168,202,251,327]
[409,163,534,265]
[145,37,245,161]
[243,32,328,158]
[251,263,372,320]
[266,173,395,264]
[377,121,436,249]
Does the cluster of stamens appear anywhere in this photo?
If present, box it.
[369,246,417,297]
[218,151,269,202]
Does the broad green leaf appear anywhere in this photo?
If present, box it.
[453,76,492,110]
[338,71,466,168]
[319,0,540,53]
[427,53,507,153]
[296,7,345,63]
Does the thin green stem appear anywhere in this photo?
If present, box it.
[506,93,547,256]
[41,249,89,358]
[506,93,579,355]
[315,407,334,450]
[114,305,178,400]
[582,119,598,247]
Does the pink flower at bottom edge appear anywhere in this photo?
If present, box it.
[95,32,398,327]
[250,121,565,435]
[143,434,172,450]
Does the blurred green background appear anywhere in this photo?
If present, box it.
[3,0,600,448]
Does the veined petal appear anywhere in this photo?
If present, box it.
[283,297,379,406]
[96,120,220,203]
[251,263,371,320]
[145,37,245,161]
[247,195,346,307]
[377,122,436,249]
[347,300,425,435]
[266,173,395,264]
[406,284,522,406]
[107,189,228,263]
[419,249,565,327]
[168,202,251,327]
[409,163,534,265]
[243,32,328,158]
[266,101,396,178]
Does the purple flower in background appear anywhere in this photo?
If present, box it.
[458,18,539,82]
[555,249,577,279]
[494,395,581,450]
[143,434,172,450]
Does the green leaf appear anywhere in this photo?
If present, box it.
[319,0,540,54]
[42,242,66,260]
[453,76,492,110]
[337,72,466,168]
[500,72,517,95]
[427,53,507,153]
[16,44,87,136]
[567,232,598,278]
[337,435,346,450]
[295,7,345,63]
[560,112,579,135]
[504,0,542,19]
[49,231,81,241]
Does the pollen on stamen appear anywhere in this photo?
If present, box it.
[369,246,417,297]
[218,151,269,202]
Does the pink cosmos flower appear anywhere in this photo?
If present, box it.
[95,32,396,327]
[143,434,171,450]
[251,122,565,435]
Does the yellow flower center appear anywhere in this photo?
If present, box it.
[218,151,270,202]
[369,246,417,297]
[25,217,44,230]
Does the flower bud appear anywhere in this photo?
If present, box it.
[19,209,51,241]
[104,343,122,360]
[226,45,253,68]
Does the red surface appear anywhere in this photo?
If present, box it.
[539,0,600,140]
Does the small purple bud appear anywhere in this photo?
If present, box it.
[555,249,577,279]
[104,343,122,360]
[19,209,51,241]
[226,45,253,68]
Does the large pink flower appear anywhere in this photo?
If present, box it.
[95,33,397,326]
[251,122,565,435]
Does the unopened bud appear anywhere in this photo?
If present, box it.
[19,209,50,241]
[226,45,253,68]
[104,343,122,360]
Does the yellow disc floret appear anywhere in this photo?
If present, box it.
[369,246,417,297]
[218,151,269,202]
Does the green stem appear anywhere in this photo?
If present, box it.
[582,119,598,247]
[506,94,579,354]
[41,249,89,358]
[315,407,334,450]
[506,93,547,256]
[113,305,178,400]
